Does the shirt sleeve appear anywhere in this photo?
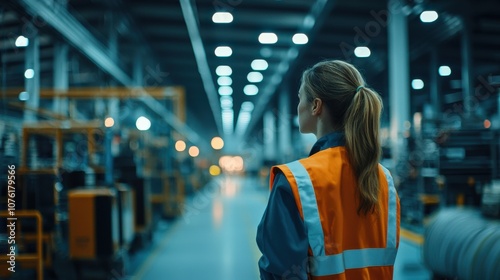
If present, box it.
[256,171,309,280]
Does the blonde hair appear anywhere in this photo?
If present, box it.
[301,60,383,215]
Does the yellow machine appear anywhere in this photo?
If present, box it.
[68,188,119,259]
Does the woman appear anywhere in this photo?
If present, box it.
[256,60,400,279]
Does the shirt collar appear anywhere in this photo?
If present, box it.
[309,131,345,156]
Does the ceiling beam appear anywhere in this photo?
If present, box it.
[14,0,204,147]
[179,0,223,136]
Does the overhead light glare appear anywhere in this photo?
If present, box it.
[24,69,35,79]
[15,36,29,47]
[251,59,268,71]
[354,46,371,58]
[438,66,451,76]
[218,86,233,96]
[175,140,186,152]
[104,117,114,128]
[136,116,151,131]
[212,12,233,23]
[412,79,425,90]
[247,72,263,83]
[216,65,232,76]
[241,101,254,112]
[244,84,259,96]
[18,91,29,101]
[292,33,308,45]
[188,146,200,157]
[220,96,233,109]
[258,32,278,44]
[420,11,438,23]
[215,46,232,57]
[218,76,232,86]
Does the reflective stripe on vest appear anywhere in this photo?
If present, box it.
[285,161,398,276]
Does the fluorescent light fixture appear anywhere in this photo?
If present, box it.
[18,91,29,101]
[215,46,232,57]
[412,79,425,90]
[136,116,151,131]
[247,72,263,83]
[218,76,232,86]
[258,32,278,44]
[244,84,259,96]
[220,96,233,109]
[218,86,233,96]
[251,59,268,71]
[354,46,371,58]
[439,66,451,76]
[292,33,308,45]
[420,11,438,23]
[260,47,272,58]
[216,65,232,76]
[15,36,29,47]
[212,12,233,23]
[241,101,254,111]
[24,69,35,79]
[222,109,233,119]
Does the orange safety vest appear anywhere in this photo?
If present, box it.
[270,146,400,279]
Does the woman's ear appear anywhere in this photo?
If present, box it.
[311,98,323,116]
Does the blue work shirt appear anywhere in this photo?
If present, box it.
[256,132,345,280]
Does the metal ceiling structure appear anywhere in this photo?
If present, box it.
[1,0,500,149]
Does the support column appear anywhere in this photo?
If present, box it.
[461,16,472,120]
[429,49,440,119]
[388,1,410,172]
[263,110,277,163]
[278,87,292,163]
[24,30,40,121]
[53,42,69,116]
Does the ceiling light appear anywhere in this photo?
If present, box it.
[354,47,371,58]
[211,137,224,150]
[18,91,29,101]
[258,32,278,44]
[251,59,268,71]
[136,116,151,131]
[292,33,308,45]
[216,65,232,76]
[220,96,233,109]
[218,76,232,86]
[244,84,259,96]
[188,146,199,157]
[218,86,233,96]
[104,117,114,128]
[222,109,234,121]
[420,11,438,23]
[15,36,29,47]
[241,101,254,111]
[24,69,35,79]
[438,66,451,76]
[215,46,232,57]
[212,12,233,23]
[175,140,186,152]
[247,72,263,83]
[412,79,424,90]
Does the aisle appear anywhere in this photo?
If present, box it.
[132,176,267,280]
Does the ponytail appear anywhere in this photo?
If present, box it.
[344,87,383,215]
[301,60,384,215]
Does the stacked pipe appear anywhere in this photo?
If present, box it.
[423,208,500,279]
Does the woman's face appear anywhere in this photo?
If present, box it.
[297,85,315,134]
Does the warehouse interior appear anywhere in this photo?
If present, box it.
[1,0,500,279]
